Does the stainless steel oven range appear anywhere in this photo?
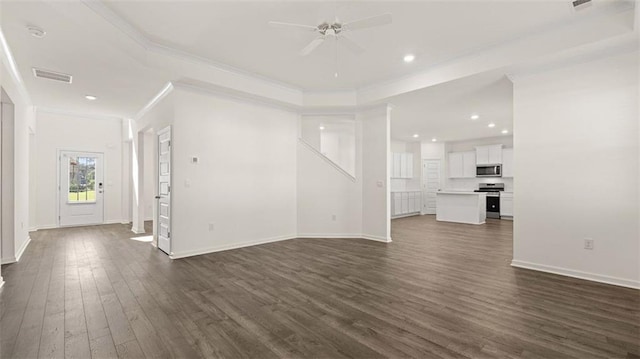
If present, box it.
[474,183,504,219]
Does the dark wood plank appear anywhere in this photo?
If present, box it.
[1,217,638,359]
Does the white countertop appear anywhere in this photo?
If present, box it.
[437,191,486,195]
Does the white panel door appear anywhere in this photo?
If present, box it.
[422,160,441,215]
[59,151,104,226]
[157,127,172,255]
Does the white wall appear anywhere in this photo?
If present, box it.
[143,131,155,220]
[1,81,34,264]
[33,112,125,228]
[361,106,391,241]
[1,96,15,263]
[169,88,298,257]
[512,51,639,288]
[297,117,363,237]
[390,140,421,192]
[445,136,514,191]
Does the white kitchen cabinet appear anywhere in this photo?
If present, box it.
[500,192,514,217]
[391,191,422,218]
[391,152,413,179]
[393,153,401,178]
[448,152,464,178]
[502,148,514,178]
[448,151,475,178]
[400,154,408,178]
[475,144,503,165]
[462,151,476,178]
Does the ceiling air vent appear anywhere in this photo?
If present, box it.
[32,68,73,84]
[572,0,592,10]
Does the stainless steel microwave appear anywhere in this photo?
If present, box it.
[476,164,502,177]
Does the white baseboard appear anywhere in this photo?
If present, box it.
[297,233,392,243]
[511,260,640,290]
[104,219,128,225]
[169,234,298,259]
[15,237,31,262]
[31,224,58,231]
[361,234,393,243]
[391,212,420,219]
[131,227,146,234]
[1,257,16,265]
[297,233,364,239]
[1,237,32,265]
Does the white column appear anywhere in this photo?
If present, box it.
[130,121,145,234]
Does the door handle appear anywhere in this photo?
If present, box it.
[155,195,161,199]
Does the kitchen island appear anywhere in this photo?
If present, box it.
[436,191,487,225]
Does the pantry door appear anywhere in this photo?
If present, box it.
[59,151,104,226]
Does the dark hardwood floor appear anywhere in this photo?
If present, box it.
[1,216,638,358]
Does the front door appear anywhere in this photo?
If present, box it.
[157,127,171,254]
[422,160,441,215]
[59,151,104,226]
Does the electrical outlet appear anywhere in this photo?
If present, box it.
[331,214,337,221]
[584,238,594,250]
[208,223,215,232]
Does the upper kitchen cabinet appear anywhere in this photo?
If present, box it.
[502,148,514,177]
[475,144,503,165]
[391,152,414,179]
[448,151,475,178]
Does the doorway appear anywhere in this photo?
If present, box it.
[422,159,441,215]
[156,127,171,254]
[58,151,104,226]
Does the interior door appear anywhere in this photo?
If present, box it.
[59,151,104,226]
[157,127,171,255]
[422,160,441,215]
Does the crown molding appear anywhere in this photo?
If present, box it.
[506,32,639,82]
[81,0,302,95]
[134,82,174,121]
[0,28,31,105]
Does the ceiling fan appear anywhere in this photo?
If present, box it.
[268,13,392,57]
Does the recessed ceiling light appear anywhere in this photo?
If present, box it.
[501,129,509,134]
[488,123,496,128]
[470,114,480,120]
[85,95,97,101]
[27,25,46,38]
[412,134,419,138]
[319,126,325,130]
[431,138,437,142]
[403,54,415,63]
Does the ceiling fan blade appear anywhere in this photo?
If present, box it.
[268,21,318,32]
[342,13,392,31]
[300,36,325,56]
[338,35,365,55]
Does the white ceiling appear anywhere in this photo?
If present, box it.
[104,1,582,90]
[2,1,169,118]
[390,71,513,143]
[0,0,634,119]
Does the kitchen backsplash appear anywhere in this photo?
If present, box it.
[446,177,514,192]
